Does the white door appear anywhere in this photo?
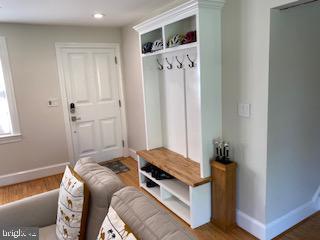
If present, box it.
[60,47,124,162]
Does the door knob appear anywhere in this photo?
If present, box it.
[71,116,81,122]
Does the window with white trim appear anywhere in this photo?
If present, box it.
[0,37,21,143]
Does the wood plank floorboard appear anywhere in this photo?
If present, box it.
[0,157,319,240]
[0,174,63,205]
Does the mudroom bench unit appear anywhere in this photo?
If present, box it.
[137,148,211,228]
[134,0,224,229]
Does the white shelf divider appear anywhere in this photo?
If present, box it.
[141,182,161,200]
[140,169,190,205]
[139,170,191,224]
[162,196,190,224]
[142,42,198,58]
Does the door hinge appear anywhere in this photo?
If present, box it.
[115,56,118,64]
[118,100,122,108]
[122,140,125,147]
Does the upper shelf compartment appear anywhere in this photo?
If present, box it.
[164,15,197,49]
[141,15,197,58]
[140,15,197,57]
[141,28,163,55]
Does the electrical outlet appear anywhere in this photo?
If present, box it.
[238,103,251,118]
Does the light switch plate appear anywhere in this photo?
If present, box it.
[48,98,59,107]
[238,103,251,118]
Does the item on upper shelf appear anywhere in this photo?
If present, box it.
[167,34,184,48]
[146,178,158,188]
[157,171,174,180]
[214,139,232,164]
[151,167,174,180]
[142,42,153,54]
[141,163,153,173]
[183,31,197,44]
[151,167,159,178]
[141,163,174,180]
[151,39,163,52]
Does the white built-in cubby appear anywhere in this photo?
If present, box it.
[141,28,163,53]
[134,0,224,228]
[137,152,211,228]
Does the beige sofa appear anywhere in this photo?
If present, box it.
[0,158,196,240]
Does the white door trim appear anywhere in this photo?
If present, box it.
[55,42,128,165]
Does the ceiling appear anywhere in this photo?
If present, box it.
[0,0,174,27]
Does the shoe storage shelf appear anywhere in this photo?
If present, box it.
[134,0,225,228]
[137,148,211,228]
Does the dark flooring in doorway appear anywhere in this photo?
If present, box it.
[102,159,130,174]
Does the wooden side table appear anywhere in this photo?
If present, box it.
[211,160,237,231]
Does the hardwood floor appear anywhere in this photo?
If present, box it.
[0,174,63,205]
[274,211,320,240]
[0,157,319,240]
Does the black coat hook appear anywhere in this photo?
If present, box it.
[156,58,163,70]
[165,57,173,70]
[186,54,196,68]
[175,56,183,69]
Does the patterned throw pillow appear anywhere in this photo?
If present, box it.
[97,207,137,240]
[56,166,89,240]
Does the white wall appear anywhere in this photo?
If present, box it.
[222,1,319,238]
[222,0,271,225]
[121,26,146,151]
[267,1,320,222]
[223,0,320,239]
[0,23,121,177]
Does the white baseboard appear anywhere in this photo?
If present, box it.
[236,210,266,240]
[312,184,320,204]
[265,200,318,240]
[128,148,138,161]
[313,185,320,210]
[0,162,68,187]
[237,185,320,240]
[316,196,320,210]
[237,200,319,240]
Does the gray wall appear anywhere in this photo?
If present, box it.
[267,2,320,222]
[0,23,121,176]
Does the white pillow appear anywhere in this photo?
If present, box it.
[97,207,137,240]
[56,165,89,240]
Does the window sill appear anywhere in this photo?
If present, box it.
[0,134,22,145]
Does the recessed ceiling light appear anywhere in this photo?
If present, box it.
[93,13,105,19]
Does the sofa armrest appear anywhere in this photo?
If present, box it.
[111,187,196,240]
[0,189,59,227]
